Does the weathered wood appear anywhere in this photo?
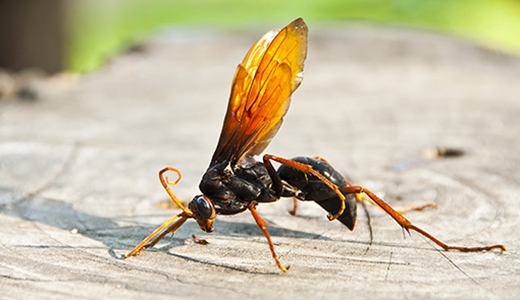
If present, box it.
[1,23,519,299]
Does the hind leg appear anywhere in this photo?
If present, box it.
[356,193,436,214]
[339,186,505,253]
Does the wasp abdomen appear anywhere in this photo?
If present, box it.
[278,156,357,230]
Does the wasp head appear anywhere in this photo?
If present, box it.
[189,195,216,232]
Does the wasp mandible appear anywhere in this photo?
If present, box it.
[125,18,505,272]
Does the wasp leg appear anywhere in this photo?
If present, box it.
[339,186,506,253]
[125,211,190,258]
[356,193,436,214]
[263,154,346,221]
[248,203,289,272]
[396,202,437,214]
[159,167,194,217]
[288,197,298,216]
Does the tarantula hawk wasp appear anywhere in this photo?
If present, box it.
[125,18,505,272]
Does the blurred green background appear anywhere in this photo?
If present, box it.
[63,0,520,72]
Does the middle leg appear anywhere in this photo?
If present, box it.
[248,203,289,272]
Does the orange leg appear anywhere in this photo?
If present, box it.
[340,186,506,253]
[125,211,190,258]
[126,167,194,258]
[288,197,298,216]
[357,194,436,214]
[248,203,289,272]
[396,202,437,214]
[263,154,346,221]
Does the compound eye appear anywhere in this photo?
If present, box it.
[195,196,214,218]
[189,195,216,233]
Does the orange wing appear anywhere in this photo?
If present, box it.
[210,18,308,168]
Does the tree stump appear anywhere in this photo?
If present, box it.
[0,23,519,299]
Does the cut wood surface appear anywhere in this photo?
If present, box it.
[1,23,519,299]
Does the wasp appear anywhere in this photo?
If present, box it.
[125,18,505,272]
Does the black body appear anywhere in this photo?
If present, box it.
[199,160,278,215]
[278,157,357,230]
[198,156,357,230]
